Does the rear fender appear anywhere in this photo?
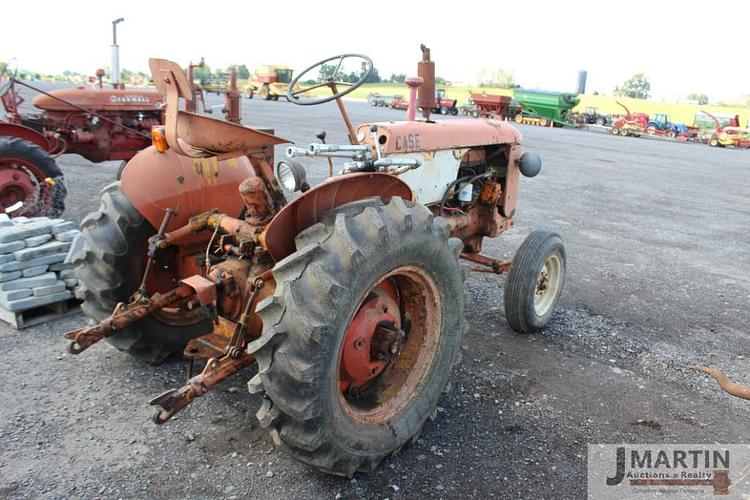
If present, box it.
[263,173,412,261]
[120,146,254,233]
[0,122,50,151]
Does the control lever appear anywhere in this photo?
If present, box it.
[316,130,334,177]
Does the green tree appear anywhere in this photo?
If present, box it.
[389,73,406,83]
[615,73,651,99]
[227,64,250,80]
[687,93,709,105]
[477,68,515,88]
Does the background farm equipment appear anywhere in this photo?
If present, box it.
[511,89,580,127]
[574,106,609,126]
[0,66,163,217]
[392,88,459,115]
[367,92,403,107]
[610,101,648,137]
[698,110,750,148]
[65,47,565,477]
[244,65,299,100]
[467,92,512,119]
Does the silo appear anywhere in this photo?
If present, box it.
[577,70,587,94]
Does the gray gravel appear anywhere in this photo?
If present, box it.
[1,83,748,499]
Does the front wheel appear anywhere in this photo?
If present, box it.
[249,197,465,476]
[504,230,566,333]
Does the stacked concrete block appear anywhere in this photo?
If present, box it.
[0,215,81,313]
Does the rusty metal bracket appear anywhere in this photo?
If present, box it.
[64,284,195,354]
[460,252,512,274]
[150,352,254,424]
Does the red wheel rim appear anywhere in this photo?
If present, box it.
[338,266,441,424]
[0,156,51,215]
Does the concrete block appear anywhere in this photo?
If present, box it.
[22,265,49,278]
[51,221,78,234]
[0,289,32,301]
[13,240,70,261]
[24,234,53,247]
[0,241,25,254]
[0,271,22,283]
[0,289,72,312]
[54,230,80,242]
[0,253,66,273]
[63,278,78,289]
[32,281,66,297]
[0,214,12,227]
[0,221,53,243]
[0,272,57,291]
[49,261,75,272]
[59,268,77,279]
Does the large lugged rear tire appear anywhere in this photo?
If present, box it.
[248,197,465,476]
[70,182,211,364]
[0,137,66,217]
[504,229,566,333]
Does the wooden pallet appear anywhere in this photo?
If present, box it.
[0,298,82,329]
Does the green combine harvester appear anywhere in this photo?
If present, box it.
[512,89,580,127]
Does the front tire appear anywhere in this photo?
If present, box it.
[504,230,566,333]
[249,197,465,476]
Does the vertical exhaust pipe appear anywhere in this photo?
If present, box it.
[111,18,124,88]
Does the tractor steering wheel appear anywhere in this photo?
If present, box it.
[287,54,373,106]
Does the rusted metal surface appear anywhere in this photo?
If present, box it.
[149,58,289,160]
[405,77,423,121]
[32,87,162,112]
[417,44,435,119]
[223,70,241,124]
[120,148,254,235]
[356,119,521,155]
[64,284,195,354]
[698,366,750,401]
[239,176,275,225]
[264,172,412,261]
[460,252,511,274]
[338,266,440,424]
[0,123,49,151]
[150,352,254,424]
[185,316,237,360]
[180,275,217,305]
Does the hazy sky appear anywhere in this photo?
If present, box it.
[3,0,748,102]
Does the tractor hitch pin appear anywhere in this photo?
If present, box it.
[138,205,179,296]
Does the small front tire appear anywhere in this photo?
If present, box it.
[504,230,566,333]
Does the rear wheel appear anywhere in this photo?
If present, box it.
[504,230,566,333]
[440,106,449,115]
[70,182,212,364]
[450,107,458,115]
[249,197,465,476]
[0,137,66,217]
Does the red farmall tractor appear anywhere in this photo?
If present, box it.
[65,47,567,476]
[0,66,162,216]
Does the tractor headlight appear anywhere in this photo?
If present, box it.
[275,159,308,192]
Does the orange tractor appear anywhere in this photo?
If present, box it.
[65,47,566,476]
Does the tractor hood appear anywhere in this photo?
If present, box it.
[33,87,163,112]
[357,119,522,155]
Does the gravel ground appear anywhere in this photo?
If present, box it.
[1,83,748,499]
